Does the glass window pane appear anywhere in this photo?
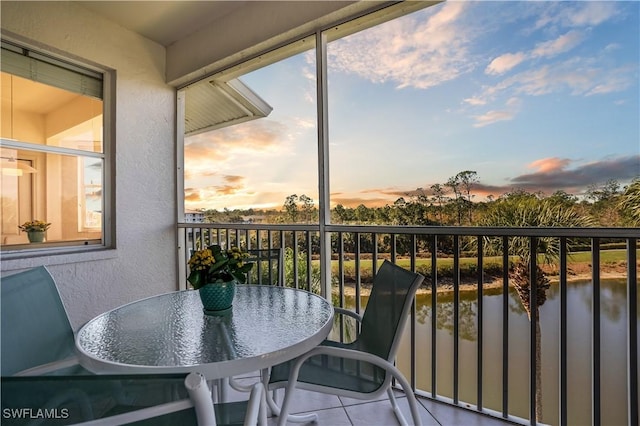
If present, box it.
[1,148,102,246]
[327,2,639,226]
[184,39,318,223]
[1,72,103,153]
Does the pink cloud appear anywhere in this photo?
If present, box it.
[527,157,572,173]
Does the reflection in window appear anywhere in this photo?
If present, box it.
[80,157,102,231]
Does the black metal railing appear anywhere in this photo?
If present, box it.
[177,222,638,426]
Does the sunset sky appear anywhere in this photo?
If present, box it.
[184,1,639,211]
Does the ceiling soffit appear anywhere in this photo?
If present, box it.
[184,78,272,136]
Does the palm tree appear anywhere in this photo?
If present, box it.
[618,178,640,226]
[477,194,594,422]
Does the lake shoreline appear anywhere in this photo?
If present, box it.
[338,271,630,297]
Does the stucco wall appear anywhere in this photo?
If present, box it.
[1,1,177,329]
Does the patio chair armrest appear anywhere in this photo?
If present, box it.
[285,347,407,396]
[276,346,422,426]
[290,346,397,379]
[333,307,362,323]
[14,356,81,376]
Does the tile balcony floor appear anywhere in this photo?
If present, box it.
[228,374,516,426]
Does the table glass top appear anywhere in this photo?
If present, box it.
[76,285,333,371]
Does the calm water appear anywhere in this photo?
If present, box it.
[346,279,639,426]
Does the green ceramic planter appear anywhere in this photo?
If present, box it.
[198,280,236,315]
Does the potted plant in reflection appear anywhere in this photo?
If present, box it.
[18,220,51,243]
[188,245,254,315]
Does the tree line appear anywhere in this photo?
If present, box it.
[202,172,640,228]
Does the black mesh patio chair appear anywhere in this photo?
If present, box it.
[267,260,425,426]
[1,372,267,425]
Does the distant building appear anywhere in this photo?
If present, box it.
[185,210,205,223]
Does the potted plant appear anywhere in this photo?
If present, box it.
[18,220,51,243]
[188,245,254,314]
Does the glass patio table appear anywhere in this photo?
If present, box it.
[75,285,334,380]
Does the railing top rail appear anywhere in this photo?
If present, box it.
[327,225,639,238]
[177,222,318,232]
[177,222,639,238]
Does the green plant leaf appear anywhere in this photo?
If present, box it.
[237,263,253,273]
[187,271,204,290]
[232,270,247,283]
[209,258,229,272]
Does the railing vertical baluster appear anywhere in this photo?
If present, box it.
[373,232,379,273]
[431,234,437,399]
[255,231,264,284]
[338,232,345,342]
[592,238,601,426]
[293,231,299,289]
[530,237,538,426]
[410,233,417,391]
[502,235,509,419]
[184,226,189,253]
[267,230,274,284]
[280,230,285,286]
[627,237,638,426]
[529,237,540,426]
[306,230,312,292]
[560,237,568,426]
[390,233,396,263]
[477,236,484,411]
[453,235,460,404]
[411,234,417,272]
[355,232,361,315]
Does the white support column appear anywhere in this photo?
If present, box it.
[315,30,332,300]
[176,90,187,291]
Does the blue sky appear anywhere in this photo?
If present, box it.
[184,1,639,211]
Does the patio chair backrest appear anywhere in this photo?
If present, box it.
[357,260,424,362]
[246,248,284,286]
[1,266,76,376]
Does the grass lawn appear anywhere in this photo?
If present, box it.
[329,249,639,279]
